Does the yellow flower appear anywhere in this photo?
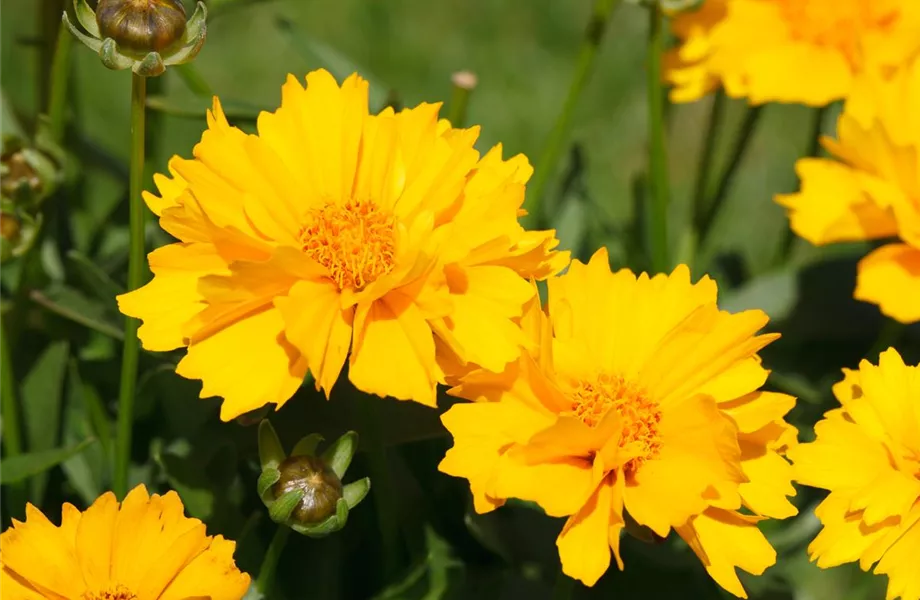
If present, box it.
[665,0,920,105]
[787,348,920,600]
[117,68,567,420]
[0,484,250,599]
[777,57,920,323]
[438,248,797,597]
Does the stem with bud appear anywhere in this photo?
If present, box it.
[113,72,147,499]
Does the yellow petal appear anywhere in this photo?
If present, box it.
[676,508,776,599]
[807,493,899,569]
[275,279,354,397]
[117,243,228,352]
[875,513,920,600]
[556,476,614,586]
[722,391,796,434]
[176,306,308,421]
[490,450,596,518]
[74,491,119,590]
[855,244,920,324]
[738,443,797,519]
[159,536,252,600]
[624,394,744,537]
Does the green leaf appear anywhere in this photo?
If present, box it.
[554,195,587,257]
[66,250,123,307]
[320,430,358,478]
[21,341,69,502]
[145,95,262,121]
[372,525,463,600]
[30,285,123,340]
[0,438,96,484]
[60,380,107,505]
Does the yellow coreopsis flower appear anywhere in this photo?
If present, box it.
[438,248,798,597]
[665,0,920,105]
[788,349,920,600]
[777,57,920,323]
[117,68,567,420]
[0,484,250,599]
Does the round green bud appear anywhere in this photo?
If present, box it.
[272,455,344,524]
[95,0,187,54]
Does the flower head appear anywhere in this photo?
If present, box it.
[0,484,250,599]
[257,420,370,537]
[665,0,920,105]
[777,57,920,322]
[788,349,920,600]
[117,68,567,420]
[438,248,798,596]
[63,0,207,77]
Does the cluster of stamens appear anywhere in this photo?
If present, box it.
[299,200,397,291]
[570,373,663,475]
[83,585,137,600]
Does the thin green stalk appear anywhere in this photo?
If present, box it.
[697,104,763,253]
[47,19,73,142]
[645,5,670,274]
[867,318,904,361]
[447,71,477,128]
[526,0,620,228]
[359,399,401,579]
[691,91,726,233]
[113,73,147,499]
[1,321,27,515]
[255,525,291,595]
[779,105,828,259]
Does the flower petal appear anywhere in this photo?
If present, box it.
[855,243,920,323]
[557,476,614,587]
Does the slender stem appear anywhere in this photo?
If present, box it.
[645,5,670,274]
[526,0,620,228]
[113,73,147,499]
[691,91,726,233]
[697,104,763,254]
[779,105,828,259]
[447,71,477,128]
[47,19,73,142]
[359,399,401,578]
[552,569,576,600]
[866,318,904,362]
[255,525,291,595]
[1,321,27,516]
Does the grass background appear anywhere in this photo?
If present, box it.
[2,0,917,598]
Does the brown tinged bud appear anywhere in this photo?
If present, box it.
[272,455,344,524]
[0,212,20,243]
[95,0,187,54]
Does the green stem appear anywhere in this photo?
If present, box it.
[526,0,620,228]
[47,18,73,142]
[645,5,670,274]
[447,72,477,128]
[866,318,904,362]
[113,73,147,499]
[691,91,725,234]
[359,399,401,579]
[1,320,27,516]
[255,525,291,595]
[697,104,763,255]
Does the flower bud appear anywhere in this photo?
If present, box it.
[272,455,343,524]
[64,0,207,77]
[257,420,370,537]
[96,0,187,54]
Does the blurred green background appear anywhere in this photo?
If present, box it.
[1,0,916,598]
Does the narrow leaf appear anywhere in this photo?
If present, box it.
[21,341,69,502]
[1,438,96,484]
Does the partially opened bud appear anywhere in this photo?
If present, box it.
[257,420,370,538]
[96,0,187,54]
[63,0,207,77]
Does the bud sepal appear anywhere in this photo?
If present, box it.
[257,420,370,538]
[63,0,207,77]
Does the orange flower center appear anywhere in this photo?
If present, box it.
[570,373,663,474]
[299,200,397,291]
[83,585,136,600]
[776,0,899,69]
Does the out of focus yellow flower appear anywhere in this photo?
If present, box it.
[117,68,567,420]
[788,348,920,600]
[665,0,920,105]
[439,248,797,597]
[777,57,920,323]
[0,484,250,599]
